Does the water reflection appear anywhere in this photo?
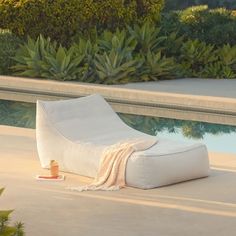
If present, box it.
[0,100,36,128]
[0,100,236,141]
[118,113,236,140]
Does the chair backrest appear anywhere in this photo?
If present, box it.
[37,94,142,142]
[39,94,115,122]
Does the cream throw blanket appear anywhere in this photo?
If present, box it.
[69,138,157,191]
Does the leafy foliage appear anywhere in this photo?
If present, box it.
[179,39,218,77]
[40,45,85,81]
[11,26,236,82]
[136,0,165,22]
[95,50,138,84]
[12,35,56,77]
[128,22,166,54]
[12,35,86,81]
[98,29,137,54]
[73,38,99,82]
[199,44,236,78]
[164,0,236,11]
[218,44,236,69]
[161,32,185,58]
[0,0,164,45]
[95,29,140,84]
[178,42,236,79]
[161,5,236,46]
[0,188,24,236]
[0,30,22,75]
[137,51,176,81]
[180,6,236,46]
[202,62,235,79]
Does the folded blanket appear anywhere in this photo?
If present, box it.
[69,138,157,191]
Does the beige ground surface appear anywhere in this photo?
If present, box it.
[0,125,236,236]
[118,78,236,98]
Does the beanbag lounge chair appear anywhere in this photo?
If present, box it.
[36,94,209,189]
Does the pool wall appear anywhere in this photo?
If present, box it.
[0,75,236,125]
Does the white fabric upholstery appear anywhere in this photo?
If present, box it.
[36,94,209,189]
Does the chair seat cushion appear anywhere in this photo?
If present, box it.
[126,139,209,189]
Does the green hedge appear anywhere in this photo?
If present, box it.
[160,5,236,46]
[164,0,236,11]
[0,0,164,45]
[0,30,22,75]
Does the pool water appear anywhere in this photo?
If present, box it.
[0,100,236,154]
[119,114,236,155]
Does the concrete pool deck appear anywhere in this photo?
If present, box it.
[117,78,236,99]
[0,125,236,236]
[1,76,236,125]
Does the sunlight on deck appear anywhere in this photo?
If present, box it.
[0,125,236,236]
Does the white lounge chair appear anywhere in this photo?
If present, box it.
[36,94,209,189]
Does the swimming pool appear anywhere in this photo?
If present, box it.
[0,100,236,154]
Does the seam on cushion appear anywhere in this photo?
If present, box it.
[137,144,207,157]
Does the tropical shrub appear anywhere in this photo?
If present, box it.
[95,50,139,84]
[161,32,185,58]
[202,62,235,79]
[39,46,85,81]
[12,35,57,78]
[179,39,217,77]
[218,44,236,70]
[73,39,98,82]
[0,188,24,236]
[12,35,86,81]
[128,22,166,54]
[98,29,137,54]
[95,30,139,84]
[177,40,236,79]
[10,22,236,82]
[0,30,22,75]
[136,51,177,81]
[0,0,164,45]
[201,44,236,78]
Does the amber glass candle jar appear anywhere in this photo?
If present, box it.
[50,160,59,177]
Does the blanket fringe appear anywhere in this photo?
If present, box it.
[66,185,120,192]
